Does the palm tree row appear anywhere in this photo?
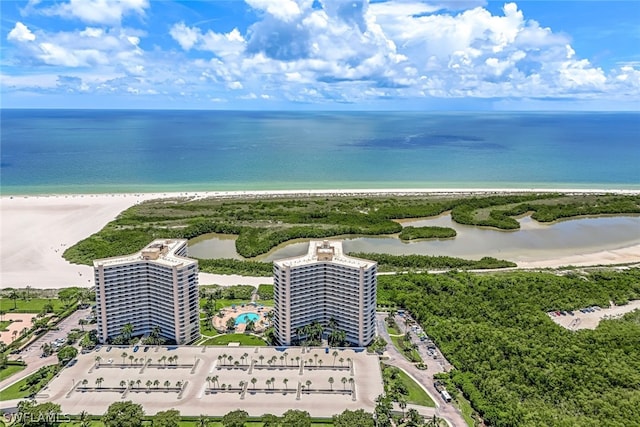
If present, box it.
[79,378,183,390]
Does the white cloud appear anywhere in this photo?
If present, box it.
[4,0,639,105]
[40,0,149,25]
[169,22,200,51]
[245,0,307,23]
[170,23,245,57]
[7,22,36,42]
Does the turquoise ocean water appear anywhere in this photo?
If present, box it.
[1,110,638,195]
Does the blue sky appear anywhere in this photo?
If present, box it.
[2,0,639,110]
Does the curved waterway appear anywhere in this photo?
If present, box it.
[187,215,640,262]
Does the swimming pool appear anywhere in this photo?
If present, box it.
[235,312,260,325]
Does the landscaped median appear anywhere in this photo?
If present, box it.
[198,333,267,346]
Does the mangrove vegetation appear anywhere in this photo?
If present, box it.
[63,193,640,264]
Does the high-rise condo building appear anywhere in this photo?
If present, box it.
[273,240,377,347]
[94,239,200,345]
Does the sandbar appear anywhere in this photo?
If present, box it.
[1,189,639,290]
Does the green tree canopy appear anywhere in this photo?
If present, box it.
[57,345,78,364]
[151,409,180,427]
[17,401,62,427]
[221,409,248,427]
[281,409,311,427]
[333,409,375,427]
[102,401,144,427]
[261,414,280,427]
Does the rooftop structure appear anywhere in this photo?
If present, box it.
[93,239,200,345]
[273,240,377,347]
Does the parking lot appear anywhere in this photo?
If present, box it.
[40,345,384,417]
[549,300,640,330]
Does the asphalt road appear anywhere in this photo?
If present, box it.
[376,313,467,427]
[0,308,95,393]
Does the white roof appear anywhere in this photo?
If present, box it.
[93,239,196,268]
[274,240,376,269]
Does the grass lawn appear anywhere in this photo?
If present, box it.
[0,364,26,382]
[200,334,267,346]
[0,365,57,401]
[0,298,66,314]
[389,335,423,364]
[0,320,11,331]
[386,320,402,336]
[199,298,252,311]
[455,392,478,427]
[396,369,435,407]
[257,299,274,307]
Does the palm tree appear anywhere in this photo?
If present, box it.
[145,380,152,390]
[206,376,212,389]
[318,360,323,369]
[160,355,167,366]
[328,377,334,391]
[79,410,90,427]
[121,322,134,342]
[239,380,245,390]
[164,380,171,390]
[332,350,338,366]
[339,357,344,367]
[11,330,17,341]
[95,377,104,388]
[314,354,318,366]
[8,290,19,310]
[133,379,140,389]
[95,356,102,366]
[341,377,347,390]
[129,380,135,389]
[212,375,219,388]
[348,378,355,389]
[259,354,265,365]
[120,380,126,389]
[121,352,128,365]
[283,352,289,366]
[305,380,312,392]
[266,379,271,390]
[173,355,179,365]
[346,357,352,368]
[398,397,407,419]
[82,379,88,388]
[227,355,233,366]
[197,415,209,427]
[295,356,300,366]
[280,355,285,366]
[176,380,183,389]
[153,379,160,389]
[251,377,257,389]
[283,378,288,390]
[129,355,134,365]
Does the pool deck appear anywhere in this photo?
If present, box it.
[213,304,272,333]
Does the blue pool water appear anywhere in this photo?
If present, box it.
[235,313,260,325]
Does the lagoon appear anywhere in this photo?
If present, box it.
[187,215,640,263]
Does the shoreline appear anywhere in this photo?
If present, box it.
[1,189,639,290]
[3,187,640,199]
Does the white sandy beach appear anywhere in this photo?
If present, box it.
[1,189,639,290]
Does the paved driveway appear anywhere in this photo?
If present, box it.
[376,313,467,427]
